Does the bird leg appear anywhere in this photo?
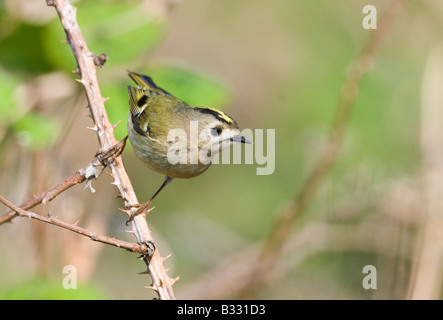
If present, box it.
[125,176,173,225]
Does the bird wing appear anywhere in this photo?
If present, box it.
[128,85,151,137]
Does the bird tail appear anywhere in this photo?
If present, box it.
[127,71,172,96]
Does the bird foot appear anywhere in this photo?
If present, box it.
[96,136,128,165]
[125,201,154,226]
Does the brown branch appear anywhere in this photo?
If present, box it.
[44,0,175,299]
[236,0,404,298]
[0,195,147,254]
[0,137,126,225]
[0,165,86,225]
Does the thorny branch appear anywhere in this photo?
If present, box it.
[0,138,126,225]
[0,169,85,225]
[45,0,176,299]
[0,0,176,299]
[0,195,148,254]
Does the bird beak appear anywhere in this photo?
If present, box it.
[231,135,253,144]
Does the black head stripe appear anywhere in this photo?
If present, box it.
[195,107,234,124]
[137,94,148,108]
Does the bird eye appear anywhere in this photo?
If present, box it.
[211,127,223,136]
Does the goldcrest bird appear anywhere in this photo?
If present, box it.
[126,71,251,222]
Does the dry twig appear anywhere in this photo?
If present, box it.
[0,138,126,225]
[0,195,146,253]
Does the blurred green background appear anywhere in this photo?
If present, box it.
[1,0,443,299]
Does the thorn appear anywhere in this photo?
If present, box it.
[118,207,130,215]
[74,220,80,226]
[138,269,150,275]
[60,39,69,44]
[75,78,85,85]
[112,120,121,130]
[170,276,180,286]
[125,230,135,234]
[106,171,115,178]
[87,125,98,132]
[162,254,172,263]
[102,96,110,103]
[72,69,79,74]
[144,286,158,293]
[84,179,96,193]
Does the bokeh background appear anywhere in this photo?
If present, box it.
[1,0,443,299]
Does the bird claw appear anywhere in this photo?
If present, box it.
[96,136,128,165]
[139,240,156,259]
[125,201,153,226]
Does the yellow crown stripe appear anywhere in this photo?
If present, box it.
[202,107,233,124]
